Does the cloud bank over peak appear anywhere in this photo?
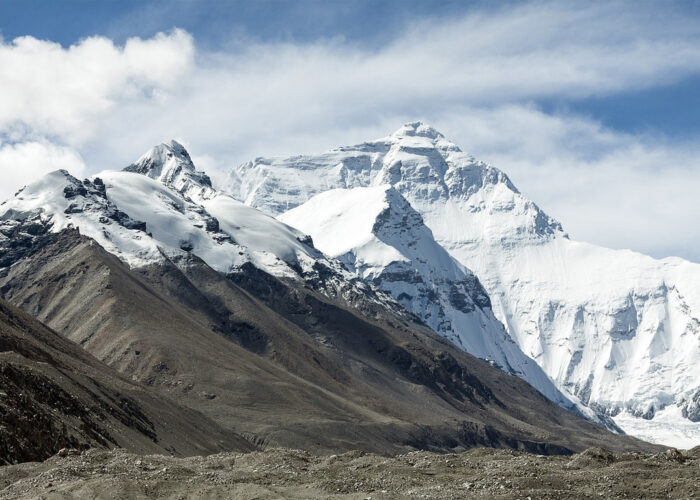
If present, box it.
[0,28,193,144]
[0,1,699,260]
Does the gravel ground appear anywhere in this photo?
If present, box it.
[0,446,698,499]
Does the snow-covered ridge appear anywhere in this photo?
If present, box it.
[0,141,412,328]
[280,185,582,414]
[0,167,317,278]
[0,170,163,268]
[230,121,700,447]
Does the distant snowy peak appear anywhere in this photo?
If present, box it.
[124,140,214,201]
[226,122,564,244]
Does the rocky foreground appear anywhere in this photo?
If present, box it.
[0,446,697,499]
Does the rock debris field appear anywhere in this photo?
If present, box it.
[0,446,698,499]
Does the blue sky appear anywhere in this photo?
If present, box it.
[2,0,698,139]
[1,1,493,47]
[0,0,699,260]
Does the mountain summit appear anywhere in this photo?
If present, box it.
[390,121,446,140]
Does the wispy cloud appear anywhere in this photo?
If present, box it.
[0,141,87,197]
[0,1,698,259]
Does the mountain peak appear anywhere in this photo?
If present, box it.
[166,139,188,152]
[390,121,444,140]
[126,140,194,173]
[227,124,562,244]
[124,140,213,200]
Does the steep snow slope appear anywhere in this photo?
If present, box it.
[0,169,313,278]
[228,122,700,447]
[279,185,579,412]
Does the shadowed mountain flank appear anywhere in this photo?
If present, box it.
[0,229,660,456]
[0,294,252,465]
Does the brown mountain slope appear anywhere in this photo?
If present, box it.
[0,295,252,465]
[0,229,661,455]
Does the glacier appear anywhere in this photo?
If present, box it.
[227,122,700,448]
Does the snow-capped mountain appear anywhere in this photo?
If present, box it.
[0,167,310,279]
[0,141,405,322]
[279,185,579,412]
[228,122,700,448]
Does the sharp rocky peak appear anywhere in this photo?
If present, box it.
[374,186,424,224]
[124,140,213,200]
[126,140,193,173]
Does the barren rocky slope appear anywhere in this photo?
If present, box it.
[0,296,252,465]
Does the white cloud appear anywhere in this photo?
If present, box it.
[0,29,193,145]
[0,141,87,200]
[0,1,699,259]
